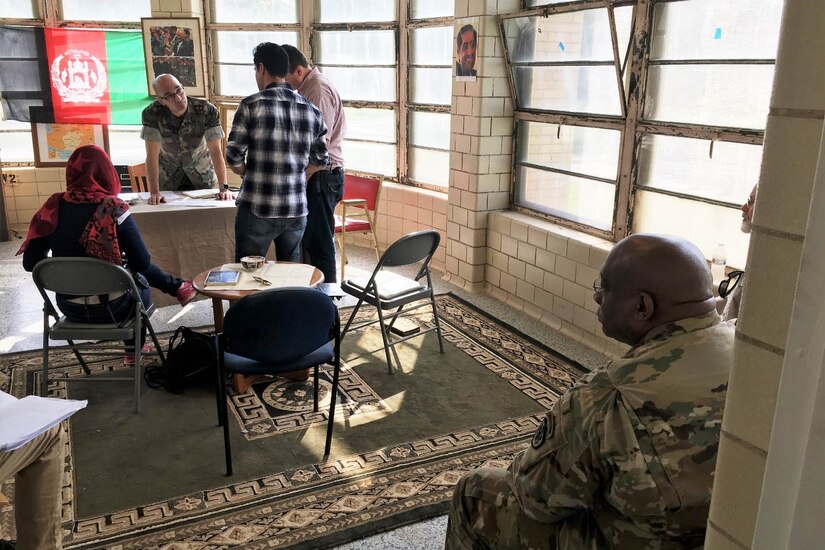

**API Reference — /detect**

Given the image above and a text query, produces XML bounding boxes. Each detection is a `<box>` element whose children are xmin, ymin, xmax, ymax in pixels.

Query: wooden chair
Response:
<box><xmin>127</xmin><ymin>163</ymin><xmax>149</xmax><ymax>192</ymax></box>
<box><xmin>335</xmin><ymin>172</ymin><xmax>382</xmax><ymax>281</ymax></box>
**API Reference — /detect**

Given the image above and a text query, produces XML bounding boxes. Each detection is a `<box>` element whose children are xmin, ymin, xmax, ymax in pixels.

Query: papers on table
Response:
<box><xmin>118</xmin><ymin>191</ymin><xmax>182</xmax><ymax>204</ymax></box>
<box><xmin>204</xmin><ymin>263</ymin><xmax>316</xmax><ymax>290</ymax></box>
<box><xmin>0</xmin><ymin>390</ymin><xmax>87</xmax><ymax>451</ymax></box>
<box><xmin>182</xmin><ymin>189</ymin><xmax>219</xmax><ymax>199</ymax></box>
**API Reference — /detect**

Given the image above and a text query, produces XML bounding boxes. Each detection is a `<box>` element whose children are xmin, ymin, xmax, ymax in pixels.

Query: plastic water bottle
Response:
<box><xmin>711</xmin><ymin>243</ymin><xmax>727</xmax><ymax>281</ymax></box>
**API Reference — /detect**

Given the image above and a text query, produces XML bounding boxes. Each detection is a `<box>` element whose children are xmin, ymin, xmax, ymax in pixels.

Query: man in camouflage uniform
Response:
<box><xmin>445</xmin><ymin>234</ymin><xmax>734</xmax><ymax>549</ymax></box>
<box><xmin>141</xmin><ymin>74</ymin><xmax>231</xmax><ymax>205</ymax></box>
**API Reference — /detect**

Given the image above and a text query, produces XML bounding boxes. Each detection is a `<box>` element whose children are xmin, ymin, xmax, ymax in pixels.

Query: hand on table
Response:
<box><xmin>148</xmin><ymin>192</ymin><xmax>167</xmax><ymax>205</ymax></box>
<box><xmin>217</xmin><ymin>189</ymin><xmax>235</xmax><ymax>201</ymax></box>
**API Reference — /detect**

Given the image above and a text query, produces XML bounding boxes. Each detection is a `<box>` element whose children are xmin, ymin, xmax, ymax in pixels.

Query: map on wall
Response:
<box><xmin>31</xmin><ymin>122</ymin><xmax>108</xmax><ymax>167</ymax></box>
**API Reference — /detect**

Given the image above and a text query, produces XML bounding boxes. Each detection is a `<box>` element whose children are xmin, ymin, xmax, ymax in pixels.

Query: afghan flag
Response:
<box><xmin>45</xmin><ymin>28</ymin><xmax>152</xmax><ymax>125</ymax></box>
<box><xmin>0</xmin><ymin>26</ymin><xmax>52</xmax><ymax>122</ymax></box>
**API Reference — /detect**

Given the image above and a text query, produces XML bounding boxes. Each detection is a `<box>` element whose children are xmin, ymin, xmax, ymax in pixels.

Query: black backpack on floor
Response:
<box><xmin>144</xmin><ymin>326</ymin><xmax>216</xmax><ymax>394</ymax></box>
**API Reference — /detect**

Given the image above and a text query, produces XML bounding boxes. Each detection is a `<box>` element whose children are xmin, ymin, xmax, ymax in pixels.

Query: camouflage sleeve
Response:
<box><xmin>509</xmin><ymin>377</ymin><xmax>609</xmax><ymax>524</ymax></box>
<box><xmin>204</xmin><ymin>102</ymin><xmax>224</xmax><ymax>142</ymax></box>
<box><xmin>140</xmin><ymin>106</ymin><xmax>161</xmax><ymax>142</ymax></box>
<box><xmin>225</xmin><ymin>101</ymin><xmax>250</xmax><ymax>167</ymax></box>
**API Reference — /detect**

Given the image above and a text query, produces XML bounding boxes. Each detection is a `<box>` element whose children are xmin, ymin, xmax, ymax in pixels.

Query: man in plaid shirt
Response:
<box><xmin>226</xmin><ymin>42</ymin><xmax>329</xmax><ymax>263</ymax></box>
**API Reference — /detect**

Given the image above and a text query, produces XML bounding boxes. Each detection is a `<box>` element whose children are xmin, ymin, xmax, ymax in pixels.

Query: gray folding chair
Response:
<box><xmin>340</xmin><ymin>229</ymin><xmax>444</xmax><ymax>374</ymax></box>
<box><xmin>32</xmin><ymin>257</ymin><xmax>167</xmax><ymax>413</ymax></box>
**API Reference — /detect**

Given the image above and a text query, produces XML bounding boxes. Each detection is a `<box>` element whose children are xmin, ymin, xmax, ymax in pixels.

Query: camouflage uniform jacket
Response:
<box><xmin>510</xmin><ymin>311</ymin><xmax>733</xmax><ymax>549</ymax></box>
<box><xmin>140</xmin><ymin>97</ymin><xmax>224</xmax><ymax>191</ymax></box>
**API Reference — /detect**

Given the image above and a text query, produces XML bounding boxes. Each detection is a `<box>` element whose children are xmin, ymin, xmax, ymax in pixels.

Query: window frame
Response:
<box><xmin>503</xmin><ymin>0</ymin><xmax>771</xmax><ymax>242</ymax></box>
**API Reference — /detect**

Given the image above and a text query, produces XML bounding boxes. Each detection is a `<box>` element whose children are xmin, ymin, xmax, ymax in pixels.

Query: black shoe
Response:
<box><xmin>0</xmin><ymin>540</ymin><xmax>15</xmax><ymax>550</ymax></box>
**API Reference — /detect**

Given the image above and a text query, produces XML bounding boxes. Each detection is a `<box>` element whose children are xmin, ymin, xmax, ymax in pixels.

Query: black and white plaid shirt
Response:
<box><xmin>226</xmin><ymin>82</ymin><xmax>329</xmax><ymax>218</ymax></box>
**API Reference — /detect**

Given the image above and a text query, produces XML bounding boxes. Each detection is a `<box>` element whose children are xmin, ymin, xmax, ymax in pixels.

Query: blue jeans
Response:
<box><xmin>303</xmin><ymin>168</ymin><xmax>345</xmax><ymax>282</ymax></box>
<box><xmin>139</xmin><ymin>262</ymin><xmax>183</xmax><ymax>297</ymax></box>
<box><xmin>235</xmin><ymin>204</ymin><xmax>307</xmax><ymax>262</ymax></box>
<box><xmin>56</xmin><ymin>286</ymin><xmax>152</xmax><ymax>348</ymax></box>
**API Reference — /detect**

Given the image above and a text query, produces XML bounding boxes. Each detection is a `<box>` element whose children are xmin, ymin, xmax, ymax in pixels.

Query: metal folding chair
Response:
<box><xmin>32</xmin><ymin>257</ymin><xmax>167</xmax><ymax>413</ymax></box>
<box><xmin>340</xmin><ymin>229</ymin><xmax>444</xmax><ymax>374</ymax></box>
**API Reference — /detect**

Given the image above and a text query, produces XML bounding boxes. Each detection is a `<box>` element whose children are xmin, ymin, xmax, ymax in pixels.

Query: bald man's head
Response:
<box><xmin>152</xmin><ymin>74</ymin><xmax>188</xmax><ymax>116</ymax></box>
<box><xmin>594</xmin><ymin>234</ymin><xmax>716</xmax><ymax>345</ymax></box>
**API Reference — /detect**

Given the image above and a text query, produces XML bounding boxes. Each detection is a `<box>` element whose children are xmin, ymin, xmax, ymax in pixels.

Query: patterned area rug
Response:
<box><xmin>0</xmin><ymin>294</ymin><xmax>589</xmax><ymax>549</ymax></box>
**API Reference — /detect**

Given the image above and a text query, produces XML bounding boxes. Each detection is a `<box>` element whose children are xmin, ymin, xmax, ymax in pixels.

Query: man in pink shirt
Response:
<box><xmin>282</xmin><ymin>44</ymin><xmax>347</xmax><ymax>283</ymax></box>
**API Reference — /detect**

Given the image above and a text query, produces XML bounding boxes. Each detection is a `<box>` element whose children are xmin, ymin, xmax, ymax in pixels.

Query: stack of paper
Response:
<box><xmin>0</xmin><ymin>391</ymin><xmax>87</xmax><ymax>451</ymax></box>
<box><xmin>182</xmin><ymin>189</ymin><xmax>219</xmax><ymax>199</ymax></box>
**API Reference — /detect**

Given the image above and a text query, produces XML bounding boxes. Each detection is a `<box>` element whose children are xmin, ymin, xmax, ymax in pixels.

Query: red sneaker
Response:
<box><xmin>176</xmin><ymin>280</ymin><xmax>197</xmax><ymax>306</ymax></box>
<box><xmin>124</xmin><ymin>343</ymin><xmax>151</xmax><ymax>365</ymax></box>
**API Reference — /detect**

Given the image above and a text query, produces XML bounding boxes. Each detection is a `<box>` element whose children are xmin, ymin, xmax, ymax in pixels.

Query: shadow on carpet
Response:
<box><xmin>0</xmin><ymin>293</ymin><xmax>589</xmax><ymax>549</ymax></box>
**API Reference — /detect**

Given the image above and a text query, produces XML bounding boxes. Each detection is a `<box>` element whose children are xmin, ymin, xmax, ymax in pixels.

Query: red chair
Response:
<box><xmin>335</xmin><ymin>172</ymin><xmax>382</xmax><ymax>281</ymax></box>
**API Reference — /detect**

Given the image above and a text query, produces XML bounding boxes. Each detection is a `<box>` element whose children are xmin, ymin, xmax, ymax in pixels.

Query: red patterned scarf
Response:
<box><xmin>18</xmin><ymin>145</ymin><xmax>129</xmax><ymax>264</ymax></box>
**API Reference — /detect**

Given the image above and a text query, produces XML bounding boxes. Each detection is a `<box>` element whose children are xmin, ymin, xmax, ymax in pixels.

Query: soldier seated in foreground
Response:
<box><xmin>445</xmin><ymin>234</ymin><xmax>734</xmax><ymax>549</ymax></box>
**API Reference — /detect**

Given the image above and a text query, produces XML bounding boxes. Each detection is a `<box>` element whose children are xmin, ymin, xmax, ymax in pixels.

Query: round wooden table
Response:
<box><xmin>192</xmin><ymin>262</ymin><xmax>324</xmax><ymax>392</ymax></box>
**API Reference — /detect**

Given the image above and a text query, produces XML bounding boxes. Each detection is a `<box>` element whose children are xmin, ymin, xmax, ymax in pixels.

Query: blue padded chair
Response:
<box><xmin>340</xmin><ymin>229</ymin><xmax>444</xmax><ymax>374</ymax></box>
<box><xmin>215</xmin><ymin>287</ymin><xmax>341</xmax><ymax>476</ymax></box>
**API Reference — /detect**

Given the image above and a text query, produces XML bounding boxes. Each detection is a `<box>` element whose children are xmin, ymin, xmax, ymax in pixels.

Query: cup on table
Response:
<box><xmin>240</xmin><ymin>255</ymin><xmax>265</xmax><ymax>272</ymax></box>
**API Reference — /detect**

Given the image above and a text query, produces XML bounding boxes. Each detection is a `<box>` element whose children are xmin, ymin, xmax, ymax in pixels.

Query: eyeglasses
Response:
<box><xmin>718</xmin><ymin>270</ymin><xmax>744</xmax><ymax>299</ymax></box>
<box><xmin>161</xmin><ymin>86</ymin><xmax>184</xmax><ymax>101</ymax></box>
<box><xmin>252</xmin><ymin>276</ymin><xmax>271</xmax><ymax>286</ymax></box>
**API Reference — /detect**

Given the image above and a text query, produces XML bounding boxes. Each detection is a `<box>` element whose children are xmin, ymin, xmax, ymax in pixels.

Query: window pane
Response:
<box><xmin>315</xmin><ymin>31</ymin><xmax>396</xmax><ymax>65</ymax></box>
<box><xmin>211</xmin><ymin>0</ymin><xmax>297</xmax><ymax>23</ymax></box>
<box><xmin>411</xmin><ymin>0</ymin><xmax>453</xmax><ymax>19</ymax></box>
<box><xmin>107</xmin><ymin>126</ymin><xmax>144</xmax><ymax>166</ymax></box>
<box><xmin>411</xmin><ymin>27</ymin><xmax>453</xmax><ymax>66</ymax></box>
<box><xmin>651</xmin><ymin>0</ymin><xmax>783</xmax><ymax>60</ymax></box>
<box><xmin>345</xmin><ymin>107</ymin><xmax>395</xmax><ymax>142</ymax></box>
<box><xmin>515</xmin><ymin>166</ymin><xmax>614</xmax><ymax>231</ymax></box>
<box><xmin>410</xmin><ymin>67</ymin><xmax>451</xmax><ymax>105</ymax></box>
<box><xmin>517</xmin><ymin>122</ymin><xmax>620</xmax><ymax>180</ymax></box>
<box><xmin>637</xmin><ymin>135</ymin><xmax>762</xmax><ymax>204</ymax></box>
<box><xmin>410</xmin><ymin>111</ymin><xmax>449</xmax><ymax>149</ymax></box>
<box><xmin>633</xmin><ymin>190</ymin><xmax>750</xmax><ymax>268</ymax></box>
<box><xmin>645</xmin><ymin>64</ymin><xmax>774</xmax><ymax>128</ymax></box>
<box><xmin>513</xmin><ymin>66</ymin><xmax>621</xmax><ymax>115</ymax></box>
<box><xmin>504</xmin><ymin>10</ymin><xmax>621</xmax><ymax>63</ymax></box>
<box><xmin>1</xmin><ymin>1</ymin><xmax>37</xmax><ymax>18</ymax></box>
<box><xmin>318</xmin><ymin>66</ymin><xmax>396</xmax><ymax>102</ymax></box>
<box><xmin>213</xmin><ymin>31</ymin><xmax>299</xmax><ymax>64</ymax></box>
<box><xmin>0</xmin><ymin>121</ymin><xmax>33</xmax><ymax>163</ymax></box>
<box><xmin>526</xmin><ymin>0</ymin><xmax>574</xmax><ymax>6</ymax></box>
<box><xmin>409</xmin><ymin>147</ymin><xmax>448</xmax><ymax>187</ymax></box>
<box><xmin>343</xmin><ymin>140</ymin><xmax>396</xmax><ymax>176</ymax></box>
<box><xmin>60</xmin><ymin>0</ymin><xmax>150</xmax><ymax>21</ymax></box>
<box><xmin>316</xmin><ymin>0</ymin><xmax>395</xmax><ymax>23</ymax></box>
<box><xmin>215</xmin><ymin>64</ymin><xmax>258</xmax><ymax>97</ymax></box>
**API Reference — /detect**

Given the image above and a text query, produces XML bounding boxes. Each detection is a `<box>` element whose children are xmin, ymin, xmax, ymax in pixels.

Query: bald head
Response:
<box><xmin>595</xmin><ymin>234</ymin><xmax>716</xmax><ymax>345</ymax></box>
<box><xmin>152</xmin><ymin>74</ymin><xmax>188</xmax><ymax>116</ymax></box>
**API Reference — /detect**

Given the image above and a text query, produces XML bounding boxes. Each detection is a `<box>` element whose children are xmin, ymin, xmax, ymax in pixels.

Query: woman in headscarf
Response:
<box><xmin>18</xmin><ymin>145</ymin><xmax>196</xmax><ymax>361</ymax></box>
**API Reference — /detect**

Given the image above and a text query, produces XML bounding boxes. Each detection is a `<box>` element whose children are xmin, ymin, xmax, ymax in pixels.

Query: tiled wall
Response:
<box><xmin>2</xmin><ymin>168</ymin><xmax>66</xmax><ymax>236</ymax></box>
<box><xmin>485</xmin><ymin>210</ymin><xmax>626</xmax><ymax>358</ymax></box>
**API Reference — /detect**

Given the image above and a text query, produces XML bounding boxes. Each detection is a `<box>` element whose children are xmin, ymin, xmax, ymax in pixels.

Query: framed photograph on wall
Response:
<box><xmin>31</xmin><ymin>122</ymin><xmax>109</xmax><ymax>167</ymax></box>
<box><xmin>141</xmin><ymin>17</ymin><xmax>205</xmax><ymax>97</ymax></box>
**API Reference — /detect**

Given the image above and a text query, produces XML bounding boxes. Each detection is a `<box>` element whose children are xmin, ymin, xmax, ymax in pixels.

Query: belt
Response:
<box><xmin>66</xmin><ymin>291</ymin><xmax>127</xmax><ymax>305</ymax></box>
<box><xmin>320</xmin><ymin>166</ymin><xmax>343</xmax><ymax>174</ymax></box>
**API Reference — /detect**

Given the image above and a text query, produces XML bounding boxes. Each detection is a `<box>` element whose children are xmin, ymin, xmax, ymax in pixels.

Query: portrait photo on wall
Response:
<box><xmin>141</xmin><ymin>17</ymin><xmax>205</xmax><ymax>97</ymax></box>
<box><xmin>455</xmin><ymin>20</ymin><xmax>479</xmax><ymax>81</ymax></box>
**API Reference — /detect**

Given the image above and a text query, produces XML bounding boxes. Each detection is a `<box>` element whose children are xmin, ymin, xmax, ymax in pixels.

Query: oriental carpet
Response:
<box><xmin>0</xmin><ymin>294</ymin><xmax>589</xmax><ymax>549</ymax></box>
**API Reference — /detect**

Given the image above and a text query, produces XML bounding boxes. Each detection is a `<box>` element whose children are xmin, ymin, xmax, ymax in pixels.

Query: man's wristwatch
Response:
<box><xmin>222</xmin><ymin>184</ymin><xmax>229</xmax><ymax>191</ymax></box>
